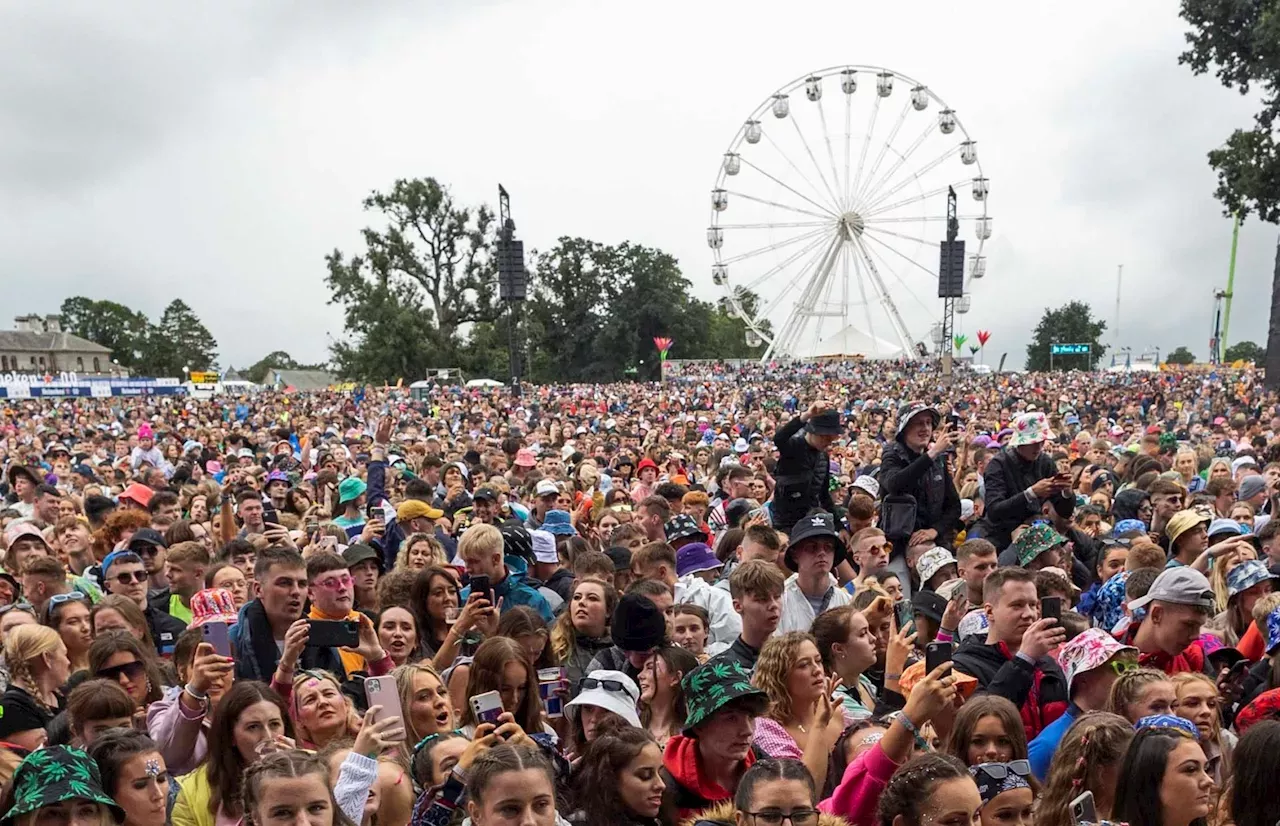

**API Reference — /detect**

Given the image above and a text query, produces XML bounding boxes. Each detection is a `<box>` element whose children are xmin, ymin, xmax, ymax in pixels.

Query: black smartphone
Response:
<box><xmin>925</xmin><ymin>641</ymin><xmax>952</xmax><ymax>673</ymax></box>
<box><xmin>470</xmin><ymin>575</ymin><xmax>491</xmax><ymax>602</ymax></box>
<box><xmin>1041</xmin><ymin>596</ymin><xmax>1062</xmax><ymax>623</ymax></box>
<box><xmin>306</xmin><ymin>619</ymin><xmax>359</xmax><ymax>648</ymax></box>
<box><xmin>366</xmin><ymin>502</ymin><xmax>382</xmax><ymax>521</ymax></box>
<box><xmin>263</xmin><ymin>509</ymin><xmax>280</xmax><ymax>526</ymax></box>
<box><xmin>947</xmin><ymin>413</ymin><xmax>962</xmax><ymax>428</ymax></box>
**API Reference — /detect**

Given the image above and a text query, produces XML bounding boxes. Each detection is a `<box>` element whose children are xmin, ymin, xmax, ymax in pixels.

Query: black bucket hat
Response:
<box><xmin>784</xmin><ymin>511</ymin><xmax>847</xmax><ymax>571</ymax></box>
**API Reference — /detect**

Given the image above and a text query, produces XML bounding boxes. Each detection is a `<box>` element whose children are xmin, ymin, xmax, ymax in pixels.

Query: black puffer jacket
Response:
<box><xmin>879</xmin><ymin>438</ymin><xmax>961</xmax><ymax>547</ymax></box>
<box><xmin>771</xmin><ymin>415</ymin><xmax>833</xmax><ymax>533</ymax></box>
<box><xmin>952</xmin><ymin>636</ymin><xmax>1068</xmax><ymax>740</ymax></box>
<box><xmin>975</xmin><ymin>446</ymin><xmax>1071</xmax><ymax>550</ymax></box>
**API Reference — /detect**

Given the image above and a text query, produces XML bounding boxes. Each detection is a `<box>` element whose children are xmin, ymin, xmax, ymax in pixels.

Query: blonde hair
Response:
<box><xmin>753</xmin><ymin>631</ymin><xmax>816</xmax><ymax>723</ymax></box>
<box><xmin>1105</xmin><ymin>667</ymin><xmax>1171</xmax><ymax>722</ymax></box>
<box><xmin>4</xmin><ymin>625</ymin><xmax>62</xmax><ymax>713</ymax></box>
<box><xmin>391</xmin><ymin>663</ymin><xmax>447</xmax><ymax>745</ymax></box>
<box><xmin>1171</xmin><ymin>672</ymin><xmax>1226</xmax><ymax>753</ymax></box>
<box><xmin>458</xmin><ymin>523</ymin><xmax>503</xmax><ymax>562</ymax></box>
<box><xmin>396</xmin><ymin>533</ymin><xmax>446</xmax><ymax>570</ymax></box>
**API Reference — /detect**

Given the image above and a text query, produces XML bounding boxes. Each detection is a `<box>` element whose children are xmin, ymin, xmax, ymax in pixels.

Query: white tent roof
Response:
<box><xmin>797</xmin><ymin>324</ymin><xmax>906</xmax><ymax>359</ymax></box>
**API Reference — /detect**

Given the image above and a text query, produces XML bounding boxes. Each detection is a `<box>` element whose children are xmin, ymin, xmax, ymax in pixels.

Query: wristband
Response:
<box><xmin>896</xmin><ymin>711</ymin><xmax>920</xmax><ymax>737</ymax></box>
<box><xmin>885</xmin><ymin>673</ymin><xmax>902</xmax><ymax>681</ymax></box>
<box><xmin>183</xmin><ymin>684</ymin><xmax>209</xmax><ymax>702</ymax></box>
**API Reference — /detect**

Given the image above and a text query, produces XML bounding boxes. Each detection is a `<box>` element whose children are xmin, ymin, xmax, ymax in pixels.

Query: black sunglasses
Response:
<box><xmin>114</xmin><ymin>571</ymin><xmax>149</xmax><ymax>585</ymax></box>
<box><xmin>96</xmin><ymin>660</ymin><xmax>146</xmax><ymax>682</ymax></box>
<box><xmin>580</xmin><ymin>677</ymin><xmax>632</xmax><ymax>695</ymax></box>
<box><xmin>973</xmin><ymin>760</ymin><xmax>1031</xmax><ymax>781</ymax></box>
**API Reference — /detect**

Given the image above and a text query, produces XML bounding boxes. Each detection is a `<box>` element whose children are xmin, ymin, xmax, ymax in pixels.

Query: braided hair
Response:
<box><xmin>3</xmin><ymin>625</ymin><xmax>62</xmax><ymax>713</ymax></box>
<box><xmin>1035</xmin><ymin>712</ymin><xmax>1133</xmax><ymax>826</ymax></box>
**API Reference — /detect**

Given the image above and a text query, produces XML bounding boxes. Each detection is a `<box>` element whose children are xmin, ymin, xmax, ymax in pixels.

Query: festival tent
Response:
<box><xmin>797</xmin><ymin>324</ymin><xmax>906</xmax><ymax>360</ymax></box>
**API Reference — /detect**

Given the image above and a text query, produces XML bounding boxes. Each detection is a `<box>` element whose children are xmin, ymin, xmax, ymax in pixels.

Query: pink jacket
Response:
<box><xmin>818</xmin><ymin>742</ymin><xmax>901</xmax><ymax>826</ymax></box>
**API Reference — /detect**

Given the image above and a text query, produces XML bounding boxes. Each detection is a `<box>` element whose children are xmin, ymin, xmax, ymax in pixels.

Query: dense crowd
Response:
<box><xmin>2</xmin><ymin>359</ymin><xmax>1280</xmax><ymax>826</ymax></box>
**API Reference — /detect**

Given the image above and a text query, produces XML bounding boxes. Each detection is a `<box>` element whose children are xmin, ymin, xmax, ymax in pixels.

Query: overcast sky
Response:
<box><xmin>1</xmin><ymin>1</ymin><xmax>1273</xmax><ymax>372</ymax></box>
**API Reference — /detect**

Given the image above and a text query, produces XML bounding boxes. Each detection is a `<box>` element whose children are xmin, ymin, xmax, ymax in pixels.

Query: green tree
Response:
<box><xmin>326</xmin><ymin>257</ymin><xmax>441</xmax><ymax>383</ymax></box>
<box><xmin>58</xmin><ymin>297</ymin><xmax>151</xmax><ymax>369</ymax></box>
<box><xmin>524</xmin><ymin>238</ymin><xmax>617</xmax><ymax>381</ymax></box>
<box><xmin>1166</xmin><ymin>346</ymin><xmax>1197</xmax><ymax>364</ymax></box>
<box><xmin>244</xmin><ymin>351</ymin><xmax>329</xmax><ymax>384</ymax></box>
<box><xmin>1224</xmin><ymin>339</ymin><xmax>1266</xmax><ymax>362</ymax></box>
<box><xmin>136</xmin><ymin>300</ymin><xmax>219</xmax><ymax>377</ymax></box>
<box><xmin>326</xmin><ymin>178</ymin><xmax>499</xmax><ymax>374</ymax></box>
<box><xmin>705</xmin><ymin>288</ymin><xmax>771</xmax><ymax>360</ymax></box>
<box><xmin>1025</xmin><ymin>301</ymin><xmax>1108</xmax><ymax>371</ymax></box>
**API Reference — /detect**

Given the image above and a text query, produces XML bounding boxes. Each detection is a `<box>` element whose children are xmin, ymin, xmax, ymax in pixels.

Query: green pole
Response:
<box><xmin>1223</xmin><ymin>213</ymin><xmax>1240</xmax><ymax>356</ymax></box>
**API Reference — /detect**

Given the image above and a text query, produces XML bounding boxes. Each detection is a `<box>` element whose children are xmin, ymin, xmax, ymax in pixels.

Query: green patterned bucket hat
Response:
<box><xmin>1012</xmin><ymin>522</ymin><xmax>1067</xmax><ymax>567</ymax></box>
<box><xmin>681</xmin><ymin>660</ymin><xmax>768</xmax><ymax>734</ymax></box>
<box><xmin>1</xmin><ymin>746</ymin><xmax>123</xmax><ymax>826</ymax></box>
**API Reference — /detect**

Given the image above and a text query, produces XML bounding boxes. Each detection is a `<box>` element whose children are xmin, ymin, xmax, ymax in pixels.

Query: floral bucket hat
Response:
<box><xmin>1008</xmin><ymin>412</ymin><xmax>1054</xmax><ymax>447</ymax></box>
<box><xmin>1</xmin><ymin>746</ymin><xmax>123</xmax><ymax>826</ymax></box>
<box><xmin>1011</xmin><ymin>522</ymin><xmax>1067</xmax><ymax>567</ymax></box>
<box><xmin>1055</xmin><ymin>629</ymin><xmax>1136</xmax><ymax>694</ymax></box>
<box><xmin>680</xmin><ymin>660</ymin><xmax>768</xmax><ymax>734</ymax></box>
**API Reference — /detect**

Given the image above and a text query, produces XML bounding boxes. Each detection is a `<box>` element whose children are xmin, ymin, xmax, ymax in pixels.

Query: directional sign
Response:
<box><xmin>1051</xmin><ymin>343</ymin><xmax>1091</xmax><ymax>355</ymax></box>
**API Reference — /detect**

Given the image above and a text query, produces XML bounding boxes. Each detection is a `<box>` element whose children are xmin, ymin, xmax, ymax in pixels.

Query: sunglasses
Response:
<box><xmin>96</xmin><ymin>660</ymin><xmax>146</xmax><ymax>682</ymax></box>
<box><xmin>972</xmin><ymin>760</ymin><xmax>1031</xmax><ymax>781</ymax></box>
<box><xmin>580</xmin><ymin>677</ymin><xmax>632</xmax><ymax>695</ymax></box>
<box><xmin>313</xmin><ymin>574</ymin><xmax>353</xmax><ymax>590</ymax></box>
<box><xmin>113</xmin><ymin>571</ymin><xmax>149</xmax><ymax>585</ymax></box>
<box><xmin>1108</xmin><ymin>660</ymin><xmax>1139</xmax><ymax>676</ymax></box>
<box><xmin>47</xmin><ymin>592</ymin><xmax>87</xmax><ymax>608</ymax></box>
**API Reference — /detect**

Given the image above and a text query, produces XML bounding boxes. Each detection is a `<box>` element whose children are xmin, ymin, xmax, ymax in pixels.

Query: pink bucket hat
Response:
<box><xmin>1056</xmin><ymin>628</ymin><xmax>1136</xmax><ymax>693</ymax></box>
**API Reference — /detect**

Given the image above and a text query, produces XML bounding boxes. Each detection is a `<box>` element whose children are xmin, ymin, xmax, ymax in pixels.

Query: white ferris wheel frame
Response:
<box><xmin>709</xmin><ymin>64</ymin><xmax>989</xmax><ymax>361</ymax></box>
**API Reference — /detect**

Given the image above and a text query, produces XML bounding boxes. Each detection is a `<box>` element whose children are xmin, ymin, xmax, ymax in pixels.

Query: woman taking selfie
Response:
<box><xmin>550</xmin><ymin>578</ymin><xmax>616</xmax><ymax>688</ymax></box>
<box><xmin>1035</xmin><ymin>712</ymin><xmax>1133</xmax><ymax>826</ymax></box>
<box><xmin>569</xmin><ymin>726</ymin><xmax>665</xmax><ymax>826</ymax></box>
<box><xmin>410</xmin><ymin>565</ymin><xmax>493</xmax><ymax>670</ymax></box>
<box><xmin>172</xmin><ymin>681</ymin><xmax>295</xmax><ymax>826</ymax></box>
<box><xmin>1114</xmin><ymin>726</ymin><xmax>1213</xmax><ymax>826</ymax></box>
<box><xmin>87</xmin><ymin>729</ymin><xmax>170</xmax><ymax>826</ymax></box>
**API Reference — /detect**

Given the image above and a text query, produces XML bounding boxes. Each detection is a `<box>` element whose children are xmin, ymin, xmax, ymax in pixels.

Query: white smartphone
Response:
<box><xmin>201</xmin><ymin>621</ymin><xmax>232</xmax><ymax>658</ymax></box>
<box><xmin>363</xmin><ymin>677</ymin><xmax>405</xmax><ymax>731</ymax></box>
<box><xmin>470</xmin><ymin>690</ymin><xmax>504</xmax><ymax>725</ymax></box>
<box><xmin>1069</xmin><ymin>791</ymin><xmax>1097</xmax><ymax>826</ymax></box>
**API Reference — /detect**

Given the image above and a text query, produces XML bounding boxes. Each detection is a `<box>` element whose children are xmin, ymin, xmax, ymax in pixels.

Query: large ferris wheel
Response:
<box><xmin>708</xmin><ymin>66</ymin><xmax>990</xmax><ymax>361</ymax></box>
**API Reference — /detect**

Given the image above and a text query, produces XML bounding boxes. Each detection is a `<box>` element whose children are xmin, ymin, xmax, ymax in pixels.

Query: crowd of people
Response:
<box><xmin>1</xmin><ymin>358</ymin><xmax>1280</xmax><ymax>826</ymax></box>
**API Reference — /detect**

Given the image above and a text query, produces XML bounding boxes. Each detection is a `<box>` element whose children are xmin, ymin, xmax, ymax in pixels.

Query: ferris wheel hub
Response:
<box><xmin>838</xmin><ymin>212</ymin><xmax>865</xmax><ymax>239</ymax></box>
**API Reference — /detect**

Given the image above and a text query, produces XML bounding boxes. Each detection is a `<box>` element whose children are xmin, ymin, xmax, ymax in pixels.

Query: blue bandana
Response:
<box><xmin>1134</xmin><ymin>714</ymin><xmax>1199</xmax><ymax>738</ymax></box>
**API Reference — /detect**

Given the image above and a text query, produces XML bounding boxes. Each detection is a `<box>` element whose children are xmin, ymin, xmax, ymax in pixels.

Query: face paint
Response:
<box><xmin>145</xmin><ymin>759</ymin><xmax>161</xmax><ymax>777</ymax></box>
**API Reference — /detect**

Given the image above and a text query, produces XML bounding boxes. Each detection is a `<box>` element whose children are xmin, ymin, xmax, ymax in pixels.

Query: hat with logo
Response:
<box><xmin>1127</xmin><ymin>567</ymin><xmax>1215</xmax><ymax>612</ymax></box>
<box><xmin>917</xmin><ymin>548</ymin><xmax>957</xmax><ymax>585</ymax></box>
<box><xmin>784</xmin><ymin>511</ymin><xmax>847</xmax><ymax>571</ymax></box>
<box><xmin>676</xmin><ymin>543</ymin><xmax>721</xmax><ymax>578</ymax></box>
<box><xmin>531</xmin><ymin>530</ymin><xmax>558</xmax><ymax>564</ymax></box>
<box><xmin>1055</xmin><ymin>628</ymin><xmax>1137</xmax><ymax>694</ymax></box>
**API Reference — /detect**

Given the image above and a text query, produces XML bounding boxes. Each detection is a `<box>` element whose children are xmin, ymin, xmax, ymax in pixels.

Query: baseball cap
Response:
<box><xmin>397</xmin><ymin>500</ymin><xmax>444</xmax><ymax>522</ymax></box>
<box><xmin>1128</xmin><ymin>567</ymin><xmax>1215</xmax><ymax>612</ymax></box>
<box><xmin>535</xmin><ymin>480</ymin><xmax>560</xmax><ymax>497</ymax></box>
<box><xmin>3</xmin><ymin>522</ymin><xmax>46</xmax><ymax>552</ymax></box>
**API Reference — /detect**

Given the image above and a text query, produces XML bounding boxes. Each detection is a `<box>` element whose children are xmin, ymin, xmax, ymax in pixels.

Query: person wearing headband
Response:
<box><xmin>970</xmin><ymin>761</ymin><xmax>1034</xmax><ymax>826</ymax></box>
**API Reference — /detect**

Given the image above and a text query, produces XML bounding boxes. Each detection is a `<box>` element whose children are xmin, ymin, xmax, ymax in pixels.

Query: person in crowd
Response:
<box><xmin>1125</xmin><ymin>567</ymin><xmax>1217</xmax><ymax>674</ymax></box>
<box><xmin>233</xmin><ymin>548</ymin><xmax>308</xmax><ymax>681</ymax></box>
<box><xmin>1036</xmin><ymin>711</ymin><xmax>1134</xmax><ymax>826</ymax></box>
<box><xmin>240</xmin><ymin>749</ymin><xmax>357</xmax><ymax>826</ymax></box>
<box><xmin>66</xmin><ymin>679</ymin><xmax>135</xmax><ymax>748</ymax></box>
<box><xmin>1208</xmin><ymin>558</ymin><xmax>1276</xmax><ymax>646</ymax></box>
<box><xmin>88</xmin><ymin>631</ymin><xmax>166</xmax><ymax>711</ymax></box>
<box><xmin>376</xmin><ymin>604</ymin><xmax>421</xmax><ymax>666</ymax></box>
<box><xmin>771</xmin><ymin>402</ymin><xmax>840</xmax><ymax>534</ymax></box>
<box><xmin>1170</xmin><ymin>671</ymin><xmax>1234</xmax><ymax>786</ymax></box>
<box><xmin>952</xmin><ymin>567</ymin><xmax>1067</xmax><ymax>739</ymax></box>
<box><xmin>977</xmin><ymin>412</ymin><xmax>1073</xmax><ymax>549</ymax></box>
<box><xmin>458</xmin><ymin>636</ymin><xmax>544</xmax><ymax>737</ymax></box>
<box><xmin>710</xmin><ymin>559</ymin><xmax>785</xmax><ymax>673</ymax></box>
<box><xmin>672</xmin><ymin>603</ymin><xmax>711</xmax><ymax>661</ymax></box>
<box><xmin>463</xmin><ymin>743</ymin><xmax>558</xmax><ymax>826</ymax></box>
<box><xmin>862</xmin><ymin>752</ymin><xmax>980</xmax><ymax>826</ymax></box>
<box><xmin>459</xmin><ymin>523</ymin><xmax>553</xmax><ymax>622</ymax></box>
<box><xmin>812</xmin><ymin>604</ymin><xmax>878</xmax><ymax>719</ymax></box>
<box><xmin>631</xmin><ymin>540</ymin><xmax>740</xmax><ymax>645</ymax></box>
<box><xmin>205</xmin><ymin>562</ymin><xmax>249</xmax><ymax>610</ymax></box>
<box><xmin>1</xmin><ymin>625</ymin><xmax>69</xmax><ymax>751</ymax></box>
<box><xmin>584</xmin><ymin>592</ymin><xmax>668</xmax><ymax>686</ymax></box>
<box><xmin>100</xmin><ymin>550</ymin><xmax>186</xmax><ymax>657</ymax></box>
<box><xmin>42</xmin><ymin>591</ymin><xmax>92</xmax><ymax>674</ymax></box>
<box><xmin>409</xmin><ymin>564</ymin><xmax>493</xmax><ymax>667</ymax></box>
<box><xmin>1107</xmin><ymin>667</ymin><xmax>1177</xmax><ymax>723</ymax></box>
<box><xmin>660</xmin><ymin>659</ymin><xmax>770</xmax><ymax>821</ymax></box>
<box><xmin>779</xmin><ymin>512</ymin><xmax>852</xmax><ymax>633</ymax></box>
<box><xmin>496</xmin><ymin>606</ymin><xmax>556</xmax><ymax>671</ymax></box>
<box><xmin>171</xmin><ymin>681</ymin><xmax>294</xmax><ymax>826</ymax></box>
<box><xmin>879</xmin><ymin>403</ymin><xmax>961</xmax><ymax>552</ymax></box>
<box><xmin>636</xmin><ymin>644</ymin><xmax>698</xmax><ymax>750</ymax></box>
<box><xmin>0</xmin><ymin>746</ymin><xmax>124</xmax><ymax>826</ymax></box>
<box><xmin>564</xmin><ymin>669</ymin><xmax>642</xmax><ymax>755</ymax></box>
<box><xmin>1028</xmin><ymin>628</ymin><xmax>1137</xmax><ymax>778</ymax></box>
<box><xmin>946</xmin><ymin>695</ymin><xmax>1027</xmax><ymax>767</ymax></box>
<box><xmin>1114</xmin><ymin>726</ymin><xmax>1214</xmax><ymax>826</ymax></box>
<box><xmin>550</xmin><ymin>577</ymin><xmax>616</xmax><ymax>688</ymax></box>
<box><xmin>396</xmin><ymin>532</ymin><xmax>446</xmax><ymax>571</ymax></box>
<box><xmin>391</xmin><ymin>662</ymin><xmax>454</xmax><ymax>747</ymax></box>
<box><xmin>86</xmin><ymin>729</ymin><xmax>170</xmax><ymax>826</ymax></box>
<box><xmin>1226</xmin><ymin>719</ymin><xmax>1280</xmax><ymax>826</ymax></box>
<box><xmin>89</xmin><ymin>596</ymin><xmax>156</xmax><ymax>652</ymax></box>
<box><xmin>568</xmin><ymin>725</ymin><xmax>665</xmax><ymax>826</ymax></box>
<box><xmin>689</xmin><ymin>757</ymin><xmax>834</xmax><ymax>826</ymax></box>
<box><xmin>969</xmin><ymin>760</ymin><xmax>1034</xmax><ymax>826</ymax></box>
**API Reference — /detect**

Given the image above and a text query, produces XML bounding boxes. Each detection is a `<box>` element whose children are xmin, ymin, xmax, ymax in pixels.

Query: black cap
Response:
<box><xmin>612</xmin><ymin>593</ymin><xmax>667</xmax><ymax>652</ymax></box>
<box><xmin>911</xmin><ymin>590</ymin><xmax>947</xmax><ymax>624</ymax></box>
<box><xmin>725</xmin><ymin>498</ymin><xmax>755</xmax><ymax>529</ymax></box>
<box><xmin>127</xmin><ymin>528</ymin><xmax>166</xmax><ymax>551</ymax></box>
<box><xmin>472</xmin><ymin>487</ymin><xmax>498</xmax><ymax>503</ymax></box>
<box><xmin>605</xmin><ymin>545</ymin><xmax>632</xmax><ymax>572</ymax></box>
<box><xmin>805</xmin><ymin>410</ymin><xmax>842</xmax><ymax>436</ymax></box>
<box><xmin>0</xmin><ymin>684</ymin><xmax>53</xmax><ymax>739</ymax></box>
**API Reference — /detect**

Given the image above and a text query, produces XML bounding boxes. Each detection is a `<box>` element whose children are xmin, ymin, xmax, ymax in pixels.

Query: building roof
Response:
<box><xmin>0</xmin><ymin>331</ymin><xmax>112</xmax><ymax>354</ymax></box>
<box><xmin>267</xmin><ymin>369</ymin><xmax>338</xmax><ymax>391</ymax></box>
